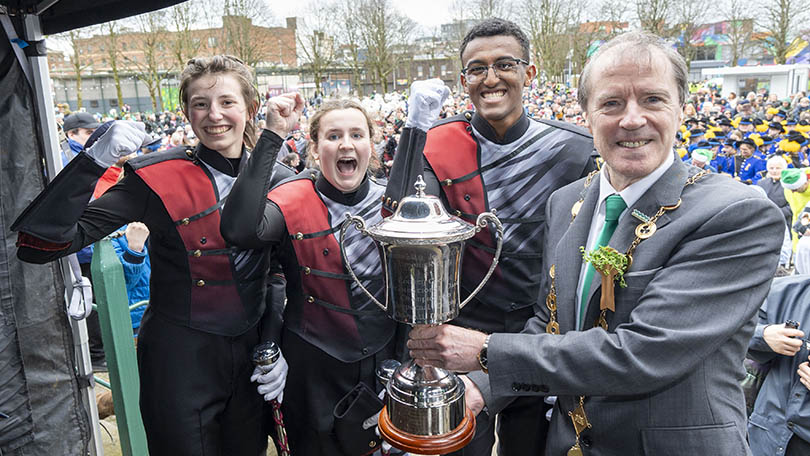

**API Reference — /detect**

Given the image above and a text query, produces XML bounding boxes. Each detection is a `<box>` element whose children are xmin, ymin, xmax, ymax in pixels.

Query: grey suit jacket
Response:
<box><xmin>469</xmin><ymin>159</ymin><xmax>783</xmax><ymax>455</ymax></box>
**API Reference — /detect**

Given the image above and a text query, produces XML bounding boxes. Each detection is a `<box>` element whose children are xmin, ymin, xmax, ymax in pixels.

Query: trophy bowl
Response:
<box><xmin>340</xmin><ymin>176</ymin><xmax>503</xmax><ymax>455</ymax></box>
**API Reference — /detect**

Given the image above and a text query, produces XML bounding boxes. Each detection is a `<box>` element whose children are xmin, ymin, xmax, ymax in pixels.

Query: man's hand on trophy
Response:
<box><xmin>265</xmin><ymin>92</ymin><xmax>305</xmax><ymax>140</ymax></box>
<box><xmin>85</xmin><ymin>120</ymin><xmax>149</xmax><ymax>168</ymax></box>
<box><xmin>405</xmin><ymin>78</ymin><xmax>450</xmax><ymax>132</ymax></box>
<box><xmin>407</xmin><ymin>325</ymin><xmax>487</xmax><ymax>372</ymax></box>
<box><xmin>251</xmin><ymin>350</ymin><xmax>288</xmax><ymax>403</ymax></box>
<box><xmin>460</xmin><ymin>376</ymin><xmax>485</xmax><ymax>416</ymax></box>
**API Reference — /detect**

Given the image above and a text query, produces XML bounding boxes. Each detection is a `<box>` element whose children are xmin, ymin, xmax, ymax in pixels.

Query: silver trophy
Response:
<box><xmin>340</xmin><ymin>176</ymin><xmax>503</xmax><ymax>454</ymax></box>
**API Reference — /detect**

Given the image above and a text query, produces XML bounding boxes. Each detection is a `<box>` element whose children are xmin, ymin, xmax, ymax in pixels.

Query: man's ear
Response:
<box><xmin>460</xmin><ymin>74</ymin><xmax>469</xmax><ymax>93</ymax></box>
<box><xmin>524</xmin><ymin>64</ymin><xmax>537</xmax><ymax>87</ymax></box>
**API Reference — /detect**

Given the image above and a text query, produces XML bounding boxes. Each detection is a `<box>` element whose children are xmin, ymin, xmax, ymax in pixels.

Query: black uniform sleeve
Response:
<box><xmin>13</xmin><ymin>152</ymin><xmax>153</xmax><ymax>264</ymax></box>
<box><xmin>221</xmin><ymin>129</ymin><xmax>292</xmax><ymax>249</ymax></box>
<box><xmin>382</xmin><ymin>127</ymin><xmax>429</xmax><ymax>214</ymax></box>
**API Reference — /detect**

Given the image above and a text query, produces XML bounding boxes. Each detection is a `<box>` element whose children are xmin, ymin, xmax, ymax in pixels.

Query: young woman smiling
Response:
<box><xmin>14</xmin><ymin>55</ymin><xmax>295</xmax><ymax>455</ymax></box>
<box><xmin>222</xmin><ymin>98</ymin><xmax>404</xmax><ymax>456</ymax></box>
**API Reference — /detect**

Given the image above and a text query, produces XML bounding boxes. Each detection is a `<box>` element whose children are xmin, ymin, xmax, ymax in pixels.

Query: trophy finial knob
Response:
<box><xmin>414</xmin><ymin>175</ymin><xmax>426</xmax><ymax>197</ymax></box>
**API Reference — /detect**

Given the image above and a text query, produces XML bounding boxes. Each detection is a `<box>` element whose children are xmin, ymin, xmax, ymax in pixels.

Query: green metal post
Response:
<box><xmin>91</xmin><ymin>237</ymin><xmax>149</xmax><ymax>455</ymax></box>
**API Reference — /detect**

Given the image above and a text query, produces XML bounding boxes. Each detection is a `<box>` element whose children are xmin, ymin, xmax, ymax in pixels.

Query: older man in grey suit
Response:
<box><xmin>408</xmin><ymin>31</ymin><xmax>784</xmax><ymax>455</ymax></box>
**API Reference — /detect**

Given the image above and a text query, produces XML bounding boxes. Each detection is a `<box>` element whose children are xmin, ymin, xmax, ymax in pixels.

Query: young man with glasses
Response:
<box><xmin>383</xmin><ymin>17</ymin><xmax>596</xmax><ymax>456</ymax></box>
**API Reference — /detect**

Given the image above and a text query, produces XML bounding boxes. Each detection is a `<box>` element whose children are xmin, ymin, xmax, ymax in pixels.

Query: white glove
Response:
<box><xmin>405</xmin><ymin>79</ymin><xmax>450</xmax><ymax>132</ymax></box>
<box><xmin>67</xmin><ymin>254</ymin><xmax>92</xmax><ymax>320</ymax></box>
<box><xmin>68</xmin><ymin>276</ymin><xmax>93</xmax><ymax>320</ymax></box>
<box><xmin>251</xmin><ymin>351</ymin><xmax>288</xmax><ymax>403</ymax></box>
<box><xmin>86</xmin><ymin>121</ymin><xmax>149</xmax><ymax>168</ymax></box>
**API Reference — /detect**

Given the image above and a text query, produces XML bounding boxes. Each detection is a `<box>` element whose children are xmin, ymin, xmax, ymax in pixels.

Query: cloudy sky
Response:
<box><xmin>272</xmin><ymin>0</ymin><xmax>455</xmax><ymax>31</ymax></box>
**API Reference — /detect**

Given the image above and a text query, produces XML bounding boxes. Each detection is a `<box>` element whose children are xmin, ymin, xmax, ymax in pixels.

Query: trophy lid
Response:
<box><xmin>367</xmin><ymin>176</ymin><xmax>477</xmax><ymax>245</ymax></box>
<box><xmin>388</xmin><ymin>361</ymin><xmax>465</xmax><ymax>409</ymax></box>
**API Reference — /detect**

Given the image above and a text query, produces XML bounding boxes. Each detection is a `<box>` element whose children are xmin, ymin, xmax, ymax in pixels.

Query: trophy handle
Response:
<box><xmin>460</xmin><ymin>211</ymin><xmax>503</xmax><ymax>309</ymax></box>
<box><xmin>340</xmin><ymin>214</ymin><xmax>388</xmax><ymax>312</ymax></box>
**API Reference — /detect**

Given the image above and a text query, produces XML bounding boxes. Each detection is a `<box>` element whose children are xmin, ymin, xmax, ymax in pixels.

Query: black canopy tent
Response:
<box><xmin>0</xmin><ymin>2</ymin><xmax>183</xmax><ymax>454</ymax></box>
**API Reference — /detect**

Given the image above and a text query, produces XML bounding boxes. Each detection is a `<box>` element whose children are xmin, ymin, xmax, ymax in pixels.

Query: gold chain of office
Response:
<box><xmin>543</xmin><ymin>168</ymin><xmax>707</xmax><ymax>456</ymax></box>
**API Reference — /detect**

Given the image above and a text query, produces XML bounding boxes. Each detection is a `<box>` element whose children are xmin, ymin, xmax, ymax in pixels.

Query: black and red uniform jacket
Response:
<box><xmin>13</xmin><ymin>129</ymin><xmax>292</xmax><ymax>338</ymax></box>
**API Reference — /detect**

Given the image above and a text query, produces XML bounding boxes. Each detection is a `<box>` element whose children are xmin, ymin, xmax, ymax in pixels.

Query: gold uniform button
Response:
<box><xmin>185</xmin><ymin>150</ymin><xmax>194</xmax><ymax>157</ymax></box>
<box><xmin>385</xmin><ymin>197</ymin><xmax>392</xmax><ymax>205</ymax></box>
<box><xmin>295</xmin><ymin>232</ymin><xmax>304</xmax><ymax>240</ymax></box>
<box><xmin>369</xmin><ymin>441</ymin><xmax>376</xmax><ymax>448</ymax></box>
<box><xmin>181</xmin><ymin>218</ymin><xmax>190</xmax><ymax>225</ymax></box>
<box><xmin>196</xmin><ymin>280</ymin><xmax>205</xmax><ymax>287</ymax></box>
<box><xmin>455</xmin><ymin>210</ymin><xmax>462</xmax><ymax>216</ymax></box>
<box><xmin>193</xmin><ymin>250</ymin><xmax>202</xmax><ymax>257</ymax></box>
<box><xmin>306</xmin><ymin>296</ymin><xmax>315</xmax><ymax>303</ymax></box>
<box><xmin>392</xmin><ymin>200</ymin><xmax>398</xmax><ymax>209</ymax></box>
<box><xmin>444</xmin><ymin>179</ymin><xmax>453</xmax><ymax>186</ymax></box>
<box><xmin>303</xmin><ymin>267</ymin><xmax>311</xmax><ymax>275</ymax></box>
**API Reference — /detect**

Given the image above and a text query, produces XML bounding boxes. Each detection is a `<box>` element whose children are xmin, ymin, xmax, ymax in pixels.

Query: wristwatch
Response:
<box><xmin>477</xmin><ymin>334</ymin><xmax>491</xmax><ymax>374</ymax></box>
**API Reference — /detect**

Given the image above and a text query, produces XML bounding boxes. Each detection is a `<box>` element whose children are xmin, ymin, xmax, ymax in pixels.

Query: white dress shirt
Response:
<box><xmin>574</xmin><ymin>152</ymin><xmax>675</xmax><ymax>326</ymax></box>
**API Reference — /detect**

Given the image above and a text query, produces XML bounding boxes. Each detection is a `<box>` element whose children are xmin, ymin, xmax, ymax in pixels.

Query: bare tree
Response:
<box><xmin>521</xmin><ymin>0</ymin><xmax>572</xmax><ymax>81</ymax></box>
<box><xmin>358</xmin><ymin>0</ymin><xmax>416</xmax><ymax>92</ymax></box>
<box><xmin>125</xmin><ymin>12</ymin><xmax>170</xmax><ymax>111</ymax></box>
<box><xmin>297</xmin><ymin>0</ymin><xmax>339</xmax><ymax>96</ymax></box>
<box><xmin>55</xmin><ymin>29</ymin><xmax>93</xmax><ymax>109</ymax></box>
<box><xmin>566</xmin><ymin>0</ymin><xmax>600</xmax><ymax>79</ymax></box>
<box><xmin>337</xmin><ymin>0</ymin><xmax>365</xmax><ymax>95</ymax></box>
<box><xmin>100</xmin><ymin>21</ymin><xmax>125</xmax><ymax>112</ymax></box>
<box><xmin>169</xmin><ymin>3</ymin><xmax>203</xmax><ymax>72</ymax></box>
<box><xmin>635</xmin><ymin>0</ymin><xmax>670</xmax><ymax>35</ymax></box>
<box><xmin>597</xmin><ymin>0</ymin><xmax>631</xmax><ymax>38</ymax></box>
<box><xmin>219</xmin><ymin>0</ymin><xmax>278</xmax><ymax>68</ymax></box>
<box><xmin>470</xmin><ymin>0</ymin><xmax>513</xmax><ymax>21</ymax></box>
<box><xmin>757</xmin><ymin>0</ymin><xmax>806</xmax><ymax>64</ymax></box>
<box><xmin>670</xmin><ymin>0</ymin><xmax>704</xmax><ymax>68</ymax></box>
<box><xmin>722</xmin><ymin>0</ymin><xmax>753</xmax><ymax>66</ymax></box>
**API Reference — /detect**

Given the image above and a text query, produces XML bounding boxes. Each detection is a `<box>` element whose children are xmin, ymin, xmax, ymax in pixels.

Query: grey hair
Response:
<box><xmin>577</xmin><ymin>31</ymin><xmax>688</xmax><ymax>111</ymax></box>
<box><xmin>767</xmin><ymin>155</ymin><xmax>788</xmax><ymax>168</ymax></box>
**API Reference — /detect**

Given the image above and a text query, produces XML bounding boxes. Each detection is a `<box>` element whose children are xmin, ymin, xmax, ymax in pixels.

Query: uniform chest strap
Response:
<box><xmin>441</xmin><ymin>128</ymin><xmax>553</xmax><ymax>186</ymax></box>
<box><xmin>174</xmin><ymin>197</ymin><xmax>227</xmax><ymax>226</ymax></box>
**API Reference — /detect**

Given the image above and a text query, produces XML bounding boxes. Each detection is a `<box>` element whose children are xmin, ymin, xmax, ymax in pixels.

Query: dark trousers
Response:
<box><xmin>446</xmin><ymin>396</ymin><xmax>549</xmax><ymax>456</ymax></box>
<box><xmin>281</xmin><ymin>328</ymin><xmax>396</xmax><ymax>456</ymax></box>
<box><xmin>136</xmin><ymin>310</ymin><xmax>266</xmax><ymax>456</ymax></box>
<box><xmin>787</xmin><ymin>433</ymin><xmax>810</xmax><ymax>456</ymax></box>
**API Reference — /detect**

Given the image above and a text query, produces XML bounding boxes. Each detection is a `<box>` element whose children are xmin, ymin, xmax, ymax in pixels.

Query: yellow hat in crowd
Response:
<box><xmin>779</xmin><ymin>139</ymin><xmax>801</xmax><ymax>153</ymax></box>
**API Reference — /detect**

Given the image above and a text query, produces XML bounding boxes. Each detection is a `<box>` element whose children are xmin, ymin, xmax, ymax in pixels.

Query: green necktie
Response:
<box><xmin>579</xmin><ymin>194</ymin><xmax>627</xmax><ymax>329</ymax></box>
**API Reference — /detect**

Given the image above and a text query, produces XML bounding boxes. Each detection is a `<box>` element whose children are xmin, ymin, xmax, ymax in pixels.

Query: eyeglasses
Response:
<box><xmin>461</xmin><ymin>58</ymin><xmax>529</xmax><ymax>84</ymax></box>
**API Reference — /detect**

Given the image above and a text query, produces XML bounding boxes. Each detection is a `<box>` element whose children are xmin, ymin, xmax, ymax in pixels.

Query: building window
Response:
<box><xmin>90</xmin><ymin>100</ymin><xmax>99</xmax><ymax>108</ymax></box>
<box><xmin>694</xmin><ymin>45</ymin><xmax>718</xmax><ymax>61</ymax></box>
<box><xmin>208</xmin><ymin>36</ymin><xmax>217</xmax><ymax>48</ymax></box>
<box><xmin>110</xmin><ymin>99</ymin><xmax>118</xmax><ymax>107</ymax></box>
<box><xmin>441</xmin><ymin>64</ymin><xmax>447</xmax><ymax>76</ymax></box>
<box><xmin>417</xmin><ymin>65</ymin><xmax>423</xmax><ymax>77</ymax></box>
<box><xmin>122</xmin><ymin>42</ymin><xmax>127</xmax><ymax>50</ymax></box>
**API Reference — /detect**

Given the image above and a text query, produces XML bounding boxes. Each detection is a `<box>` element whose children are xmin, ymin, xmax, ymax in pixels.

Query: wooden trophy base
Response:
<box><xmin>377</xmin><ymin>405</ymin><xmax>476</xmax><ymax>455</ymax></box>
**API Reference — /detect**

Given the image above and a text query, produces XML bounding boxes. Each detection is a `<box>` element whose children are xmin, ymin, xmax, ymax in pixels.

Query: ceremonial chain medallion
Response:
<box><xmin>545</xmin><ymin>169</ymin><xmax>707</xmax><ymax>454</ymax></box>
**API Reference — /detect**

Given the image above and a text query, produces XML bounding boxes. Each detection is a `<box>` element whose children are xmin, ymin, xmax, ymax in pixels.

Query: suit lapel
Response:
<box><xmin>555</xmin><ymin>177</ymin><xmax>601</xmax><ymax>331</ymax></box>
<box><xmin>581</xmin><ymin>160</ymin><xmax>690</xmax><ymax>327</ymax></box>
